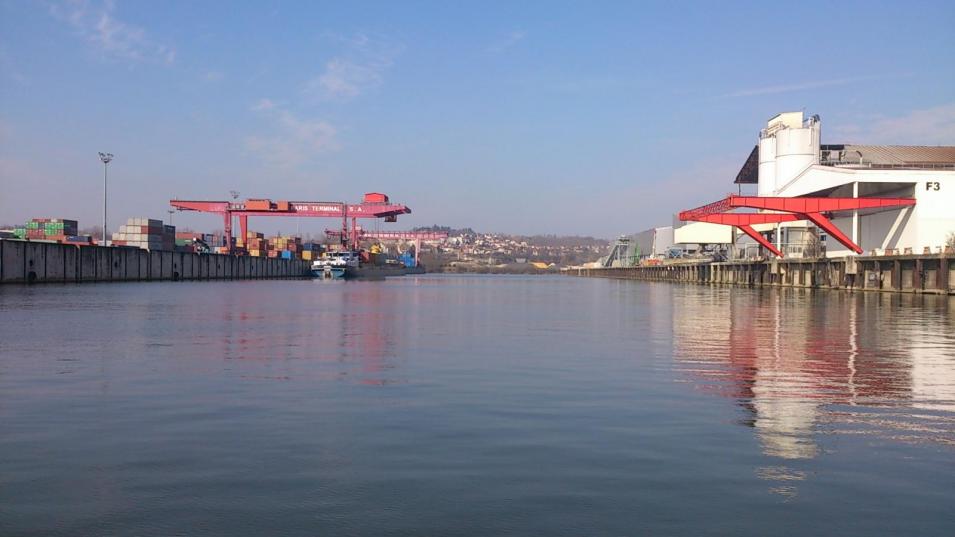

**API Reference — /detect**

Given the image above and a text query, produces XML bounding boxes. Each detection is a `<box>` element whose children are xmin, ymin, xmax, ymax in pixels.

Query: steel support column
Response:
<box><xmin>239</xmin><ymin>215</ymin><xmax>248</xmax><ymax>248</ymax></box>
<box><xmin>223</xmin><ymin>212</ymin><xmax>233</xmax><ymax>251</ymax></box>
<box><xmin>737</xmin><ymin>225</ymin><xmax>782</xmax><ymax>257</ymax></box>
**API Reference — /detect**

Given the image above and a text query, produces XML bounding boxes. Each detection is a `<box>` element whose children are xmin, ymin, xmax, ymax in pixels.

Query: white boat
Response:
<box><xmin>311</xmin><ymin>251</ymin><xmax>360</xmax><ymax>279</ymax></box>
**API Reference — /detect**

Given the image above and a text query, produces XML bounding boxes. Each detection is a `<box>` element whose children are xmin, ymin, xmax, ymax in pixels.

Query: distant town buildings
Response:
<box><xmin>415</xmin><ymin>230</ymin><xmax>607</xmax><ymax>271</ymax></box>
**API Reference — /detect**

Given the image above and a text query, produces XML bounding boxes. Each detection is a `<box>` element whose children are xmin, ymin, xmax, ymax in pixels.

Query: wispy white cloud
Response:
<box><xmin>203</xmin><ymin>70</ymin><xmax>223</xmax><ymax>82</ymax></box>
<box><xmin>48</xmin><ymin>0</ymin><xmax>175</xmax><ymax>65</ymax></box>
<box><xmin>246</xmin><ymin>100</ymin><xmax>338</xmax><ymax>167</ymax></box>
<box><xmin>831</xmin><ymin>103</ymin><xmax>955</xmax><ymax>145</ymax></box>
<box><xmin>487</xmin><ymin>30</ymin><xmax>526</xmax><ymax>53</ymax></box>
<box><xmin>309</xmin><ymin>58</ymin><xmax>382</xmax><ymax>99</ymax></box>
<box><xmin>303</xmin><ymin>34</ymin><xmax>400</xmax><ymax>100</ymax></box>
<box><xmin>720</xmin><ymin>75</ymin><xmax>891</xmax><ymax>99</ymax></box>
<box><xmin>250</xmin><ymin>98</ymin><xmax>276</xmax><ymax>112</ymax></box>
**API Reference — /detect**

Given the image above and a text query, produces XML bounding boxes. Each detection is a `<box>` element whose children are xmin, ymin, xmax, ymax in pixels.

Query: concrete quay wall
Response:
<box><xmin>572</xmin><ymin>254</ymin><xmax>955</xmax><ymax>295</ymax></box>
<box><xmin>0</xmin><ymin>240</ymin><xmax>311</xmax><ymax>284</ymax></box>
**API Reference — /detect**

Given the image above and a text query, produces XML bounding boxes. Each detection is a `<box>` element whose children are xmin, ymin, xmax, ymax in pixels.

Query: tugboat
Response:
<box><xmin>311</xmin><ymin>251</ymin><xmax>360</xmax><ymax>279</ymax></box>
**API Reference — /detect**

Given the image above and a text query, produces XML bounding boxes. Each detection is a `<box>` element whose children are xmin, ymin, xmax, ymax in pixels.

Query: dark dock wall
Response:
<box><xmin>0</xmin><ymin>240</ymin><xmax>311</xmax><ymax>284</ymax></box>
<box><xmin>572</xmin><ymin>254</ymin><xmax>955</xmax><ymax>295</ymax></box>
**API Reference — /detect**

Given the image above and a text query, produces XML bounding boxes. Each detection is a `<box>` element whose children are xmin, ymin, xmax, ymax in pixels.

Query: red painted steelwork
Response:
<box><xmin>724</xmin><ymin>195</ymin><xmax>916</xmax><ymax>214</ymax></box>
<box><xmin>325</xmin><ymin>229</ymin><xmax>449</xmax><ymax>241</ymax></box>
<box><xmin>694</xmin><ymin>213</ymin><xmax>800</xmax><ymax>225</ymax></box>
<box><xmin>170</xmin><ymin>196</ymin><xmax>411</xmax><ymax>252</ymax></box>
<box><xmin>679</xmin><ymin>195</ymin><xmax>916</xmax><ymax>257</ymax></box>
<box><xmin>737</xmin><ymin>225</ymin><xmax>782</xmax><ymax>257</ymax></box>
<box><xmin>170</xmin><ymin>199</ymin><xmax>410</xmax><ymax>219</ymax></box>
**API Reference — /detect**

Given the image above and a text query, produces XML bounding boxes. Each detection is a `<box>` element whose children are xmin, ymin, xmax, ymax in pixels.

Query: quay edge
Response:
<box><xmin>569</xmin><ymin>253</ymin><xmax>955</xmax><ymax>295</ymax></box>
<box><xmin>0</xmin><ymin>239</ymin><xmax>311</xmax><ymax>284</ymax></box>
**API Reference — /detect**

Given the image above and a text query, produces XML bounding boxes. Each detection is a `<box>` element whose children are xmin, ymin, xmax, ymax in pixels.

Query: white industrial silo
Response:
<box><xmin>774</xmin><ymin>114</ymin><xmax>820</xmax><ymax>192</ymax></box>
<box><xmin>757</xmin><ymin>112</ymin><xmax>821</xmax><ymax>195</ymax></box>
<box><xmin>758</xmin><ymin>134</ymin><xmax>777</xmax><ymax>196</ymax></box>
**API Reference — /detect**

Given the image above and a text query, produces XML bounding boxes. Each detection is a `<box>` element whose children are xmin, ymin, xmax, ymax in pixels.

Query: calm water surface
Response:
<box><xmin>1</xmin><ymin>275</ymin><xmax>953</xmax><ymax>535</ymax></box>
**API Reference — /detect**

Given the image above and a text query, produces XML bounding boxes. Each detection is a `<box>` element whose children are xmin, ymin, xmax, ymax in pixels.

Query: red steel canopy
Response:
<box><xmin>678</xmin><ymin>195</ymin><xmax>916</xmax><ymax>257</ymax></box>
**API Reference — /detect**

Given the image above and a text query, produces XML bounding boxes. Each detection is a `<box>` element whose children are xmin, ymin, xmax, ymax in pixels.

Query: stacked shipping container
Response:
<box><xmin>269</xmin><ymin>236</ymin><xmax>301</xmax><ymax>259</ymax></box>
<box><xmin>301</xmin><ymin>243</ymin><xmax>322</xmax><ymax>261</ymax></box>
<box><xmin>12</xmin><ymin>218</ymin><xmax>93</xmax><ymax>244</ymax></box>
<box><xmin>246</xmin><ymin>231</ymin><xmax>267</xmax><ymax>257</ymax></box>
<box><xmin>243</xmin><ymin>231</ymin><xmax>322</xmax><ymax>260</ymax></box>
<box><xmin>19</xmin><ymin>218</ymin><xmax>78</xmax><ymax>240</ymax></box>
<box><xmin>111</xmin><ymin>218</ymin><xmax>175</xmax><ymax>250</ymax></box>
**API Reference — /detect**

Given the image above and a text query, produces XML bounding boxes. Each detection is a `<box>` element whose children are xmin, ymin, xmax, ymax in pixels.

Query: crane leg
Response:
<box><xmin>223</xmin><ymin>212</ymin><xmax>232</xmax><ymax>252</ymax></box>
<box><xmin>239</xmin><ymin>215</ymin><xmax>248</xmax><ymax>249</ymax></box>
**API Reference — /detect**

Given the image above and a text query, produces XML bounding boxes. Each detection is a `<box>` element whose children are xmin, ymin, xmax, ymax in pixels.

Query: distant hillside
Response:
<box><xmin>412</xmin><ymin>225</ymin><xmax>608</xmax><ymax>248</ymax></box>
<box><xmin>412</xmin><ymin>225</ymin><xmax>476</xmax><ymax>236</ymax></box>
<box><xmin>520</xmin><ymin>234</ymin><xmax>608</xmax><ymax>248</ymax></box>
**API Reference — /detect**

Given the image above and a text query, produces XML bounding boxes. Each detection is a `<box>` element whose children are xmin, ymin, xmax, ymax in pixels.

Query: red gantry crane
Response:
<box><xmin>170</xmin><ymin>192</ymin><xmax>410</xmax><ymax>252</ymax></box>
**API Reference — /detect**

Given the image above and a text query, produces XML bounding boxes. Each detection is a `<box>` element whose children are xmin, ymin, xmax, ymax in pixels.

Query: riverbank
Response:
<box><xmin>569</xmin><ymin>253</ymin><xmax>955</xmax><ymax>295</ymax></box>
<box><xmin>0</xmin><ymin>239</ymin><xmax>310</xmax><ymax>284</ymax></box>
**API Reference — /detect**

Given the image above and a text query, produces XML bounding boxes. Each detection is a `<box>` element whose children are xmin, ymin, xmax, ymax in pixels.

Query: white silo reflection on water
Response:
<box><xmin>672</xmin><ymin>286</ymin><xmax>955</xmax><ymax>493</ymax></box>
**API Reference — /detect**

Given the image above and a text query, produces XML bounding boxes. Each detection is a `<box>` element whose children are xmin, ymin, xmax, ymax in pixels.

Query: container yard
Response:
<box><xmin>0</xmin><ymin>191</ymin><xmax>446</xmax><ymax>284</ymax></box>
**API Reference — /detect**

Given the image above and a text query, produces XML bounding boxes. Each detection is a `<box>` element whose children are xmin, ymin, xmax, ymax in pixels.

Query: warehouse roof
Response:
<box><xmin>734</xmin><ymin>145</ymin><xmax>759</xmax><ymax>184</ymax></box>
<box><xmin>735</xmin><ymin>144</ymin><xmax>955</xmax><ymax>184</ymax></box>
<box><xmin>819</xmin><ymin>145</ymin><xmax>955</xmax><ymax>168</ymax></box>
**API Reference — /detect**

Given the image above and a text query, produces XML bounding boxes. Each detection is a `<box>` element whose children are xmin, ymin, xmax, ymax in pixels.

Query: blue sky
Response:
<box><xmin>1</xmin><ymin>1</ymin><xmax>953</xmax><ymax>237</ymax></box>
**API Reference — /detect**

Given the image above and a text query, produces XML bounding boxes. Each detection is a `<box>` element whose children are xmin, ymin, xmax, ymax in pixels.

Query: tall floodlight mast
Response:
<box><xmin>98</xmin><ymin>152</ymin><xmax>114</xmax><ymax>246</ymax></box>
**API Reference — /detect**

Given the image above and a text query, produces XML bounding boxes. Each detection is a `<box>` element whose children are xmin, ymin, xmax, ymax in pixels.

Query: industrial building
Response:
<box><xmin>678</xmin><ymin>111</ymin><xmax>955</xmax><ymax>258</ymax></box>
<box><xmin>598</xmin><ymin>226</ymin><xmax>675</xmax><ymax>267</ymax></box>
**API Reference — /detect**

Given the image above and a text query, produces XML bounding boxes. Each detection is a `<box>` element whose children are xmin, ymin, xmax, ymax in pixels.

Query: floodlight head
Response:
<box><xmin>98</xmin><ymin>152</ymin><xmax>114</xmax><ymax>164</ymax></box>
